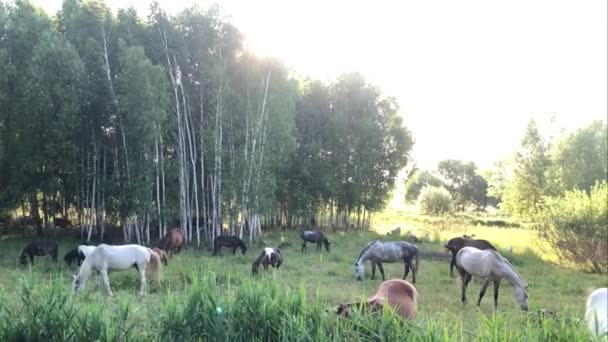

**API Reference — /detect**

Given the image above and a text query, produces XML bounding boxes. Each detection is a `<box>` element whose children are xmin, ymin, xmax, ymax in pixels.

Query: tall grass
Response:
<box><xmin>0</xmin><ymin>273</ymin><xmax>598</xmax><ymax>341</ymax></box>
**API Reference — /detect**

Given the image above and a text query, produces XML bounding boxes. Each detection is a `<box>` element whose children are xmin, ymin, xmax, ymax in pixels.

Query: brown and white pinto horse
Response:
<box><xmin>156</xmin><ymin>228</ymin><xmax>186</xmax><ymax>256</ymax></box>
<box><xmin>336</xmin><ymin>279</ymin><xmax>418</xmax><ymax>320</ymax></box>
<box><xmin>252</xmin><ymin>248</ymin><xmax>283</xmax><ymax>274</ymax></box>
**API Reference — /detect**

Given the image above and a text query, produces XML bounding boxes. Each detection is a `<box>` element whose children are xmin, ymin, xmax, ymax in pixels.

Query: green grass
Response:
<box><xmin>0</xmin><ymin>223</ymin><xmax>605</xmax><ymax>341</ymax></box>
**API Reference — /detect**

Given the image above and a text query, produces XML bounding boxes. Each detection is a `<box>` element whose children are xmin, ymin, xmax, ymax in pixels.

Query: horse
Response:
<box><xmin>277</xmin><ymin>241</ymin><xmax>293</xmax><ymax>249</ymax></box>
<box><xmin>156</xmin><ymin>227</ymin><xmax>186</xmax><ymax>255</ymax></box>
<box><xmin>64</xmin><ymin>245</ymin><xmax>97</xmax><ymax>267</ymax></box>
<box><xmin>336</xmin><ymin>279</ymin><xmax>418</xmax><ymax>320</ymax></box>
<box><xmin>213</xmin><ymin>235</ymin><xmax>247</xmax><ymax>256</ymax></box>
<box><xmin>585</xmin><ymin>288</ymin><xmax>608</xmax><ymax>338</ymax></box>
<box><xmin>252</xmin><ymin>247</ymin><xmax>283</xmax><ymax>274</ymax></box>
<box><xmin>151</xmin><ymin>247</ymin><xmax>169</xmax><ymax>265</ymax></box>
<box><xmin>300</xmin><ymin>230</ymin><xmax>330</xmax><ymax>253</ymax></box>
<box><xmin>445</xmin><ymin>236</ymin><xmax>496</xmax><ymax>277</ymax></box>
<box><xmin>72</xmin><ymin>244</ymin><xmax>161</xmax><ymax>296</ymax></box>
<box><xmin>355</xmin><ymin>241</ymin><xmax>419</xmax><ymax>283</ymax></box>
<box><xmin>19</xmin><ymin>240</ymin><xmax>58</xmax><ymax>265</ymax></box>
<box><xmin>455</xmin><ymin>246</ymin><xmax>529</xmax><ymax>311</ymax></box>
<box><xmin>53</xmin><ymin>217</ymin><xmax>70</xmax><ymax>228</ymax></box>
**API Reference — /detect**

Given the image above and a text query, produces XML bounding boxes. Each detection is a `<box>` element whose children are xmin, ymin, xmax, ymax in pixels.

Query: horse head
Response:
<box><xmin>323</xmin><ymin>239</ymin><xmax>331</xmax><ymax>252</ymax></box>
<box><xmin>514</xmin><ymin>285</ymin><xmax>529</xmax><ymax>311</ymax></box>
<box><xmin>355</xmin><ymin>262</ymin><xmax>365</xmax><ymax>281</ymax></box>
<box><xmin>71</xmin><ymin>274</ymin><xmax>81</xmax><ymax>295</ymax></box>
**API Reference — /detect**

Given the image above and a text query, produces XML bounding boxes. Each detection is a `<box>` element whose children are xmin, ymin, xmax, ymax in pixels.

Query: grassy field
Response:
<box><xmin>0</xmin><ymin>215</ymin><xmax>606</xmax><ymax>340</ymax></box>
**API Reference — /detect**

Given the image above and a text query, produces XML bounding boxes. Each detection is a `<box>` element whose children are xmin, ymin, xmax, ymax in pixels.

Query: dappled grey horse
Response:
<box><xmin>355</xmin><ymin>241</ymin><xmax>419</xmax><ymax>282</ymax></box>
<box><xmin>455</xmin><ymin>246</ymin><xmax>529</xmax><ymax>311</ymax></box>
<box><xmin>300</xmin><ymin>230</ymin><xmax>331</xmax><ymax>253</ymax></box>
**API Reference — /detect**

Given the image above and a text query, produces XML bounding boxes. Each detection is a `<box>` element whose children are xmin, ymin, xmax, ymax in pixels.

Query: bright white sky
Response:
<box><xmin>34</xmin><ymin>0</ymin><xmax>608</xmax><ymax>170</ymax></box>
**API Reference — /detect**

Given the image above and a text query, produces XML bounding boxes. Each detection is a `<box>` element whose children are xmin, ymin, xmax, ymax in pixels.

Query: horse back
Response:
<box><xmin>369</xmin><ymin>279</ymin><xmax>417</xmax><ymax>320</ymax></box>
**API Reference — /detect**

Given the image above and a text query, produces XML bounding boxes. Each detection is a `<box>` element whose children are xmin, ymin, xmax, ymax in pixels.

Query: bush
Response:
<box><xmin>405</xmin><ymin>170</ymin><xmax>443</xmax><ymax>202</ymax></box>
<box><xmin>417</xmin><ymin>186</ymin><xmax>453</xmax><ymax>215</ymax></box>
<box><xmin>542</xmin><ymin>181</ymin><xmax>608</xmax><ymax>273</ymax></box>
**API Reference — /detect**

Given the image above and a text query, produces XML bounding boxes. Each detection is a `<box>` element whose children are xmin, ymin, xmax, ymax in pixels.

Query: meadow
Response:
<box><xmin>0</xmin><ymin>214</ymin><xmax>606</xmax><ymax>341</ymax></box>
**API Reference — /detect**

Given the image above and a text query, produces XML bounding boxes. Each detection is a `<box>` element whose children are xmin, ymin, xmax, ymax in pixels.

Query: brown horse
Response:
<box><xmin>336</xmin><ymin>279</ymin><xmax>418</xmax><ymax>320</ymax></box>
<box><xmin>445</xmin><ymin>237</ymin><xmax>496</xmax><ymax>277</ymax></box>
<box><xmin>151</xmin><ymin>247</ymin><xmax>169</xmax><ymax>265</ymax></box>
<box><xmin>156</xmin><ymin>228</ymin><xmax>186</xmax><ymax>256</ymax></box>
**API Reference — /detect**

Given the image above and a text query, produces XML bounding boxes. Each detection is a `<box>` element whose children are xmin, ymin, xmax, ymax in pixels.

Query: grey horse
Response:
<box><xmin>456</xmin><ymin>246</ymin><xmax>529</xmax><ymax>311</ymax></box>
<box><xmin>354</xmin><ymin>240</ymin><xmax>419</xmax><ymax>282</ymax></box>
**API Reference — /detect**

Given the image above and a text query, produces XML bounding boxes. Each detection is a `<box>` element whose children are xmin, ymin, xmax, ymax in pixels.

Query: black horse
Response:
<box><xmin>213</xmin><ymin>235</ymin><xmax>247</xmax><ymax>256</ymax></box>
<box><xmin>64</xmin><ymin>246</ymin><xmax>86</xmax><ymax>267</ymax></box>
<box><xmin>300</xmin><ymin>230</ymin><xmax>330</xmax><ymax>253</ymax></box>
<box><xmin>252</xmin><ymin>248</ymin><xmax>283</xmax><ymax>274</ymax></box>
<box><xmin>19</xmin><ymin>240</ymin><xmax>58</xmax><ymax>265</ymax></box>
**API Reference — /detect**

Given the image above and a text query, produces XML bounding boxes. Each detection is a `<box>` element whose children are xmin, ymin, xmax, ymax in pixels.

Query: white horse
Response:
<box><xmin>586</xmin><ymin>288</ymin><xmax>608</xmax><ymax>338</ymax></box>
<box><xmin>455</xmin><ymin>246</ymin><xmax>529</xmax><ymax>311</ymax></box>
<box><xmin>78</xmin><ymin>245</ymin><xmax>96</xmax><ymax>258</ymax></box>
<box><xmin>72</xmin><ymin>244</ymin><xmax>161</xmax><ymax>296</ymax></box>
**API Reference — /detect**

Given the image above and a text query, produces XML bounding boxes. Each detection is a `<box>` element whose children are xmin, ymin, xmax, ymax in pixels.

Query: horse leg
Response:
<box><xmin>232</xmin><ymin>247</ymin><xmax>237</xmax><ymax>255</ymax></box>
<box><xmin>371</xmin><ymin>261</ymin><xmax>376</xmax><ymax>279</ymax></box>
<box><xmin>461</xmin><ymin>273</ymin><xmax>472</xmax><ymax>305</ymax></box>
<box><xmin>317</xmin><ymin>242</ymin><xmax>321</xmax><ymax>252</ymax></box>
<box><xmin>377</xmin><ymin>262</ymin><xmax>386</xmax><ymax>281</ymax></box>
<box><xmin>138</xmin><ymin>265</ymin><xmax>147</xmax><ymax>296</ymax></box>
<box><xmin>450</xmin><ymin>255</ymin><xmax>456</xmax><ymax>277</ymax></box>
<box><xmin>100</xmin><ymin>270</ymin><xmax>113</xmax><ymax>296</ymax></box>
<box><xmin>29</xmin><ymin>253</ymin><xmax>34</xmax><ymax>265</ymax></box>
<box><xmin>301</xmin><ymin>242</ymin><xmax>306</xmax><ymax>253</ymax></box>
<box><xmin>403</xmin><ymin>257</ymin><xmax>411</xmax><ymax>280</ymax></box>
<box><xmin>493</xmin><ymin>280</ymin><xmax>500</xmax><ymax>310</ymax></box>
<box><xmin>477</xmin><ymin>280</ymin><xmax>490</xmax><ymax>307</ymax></box>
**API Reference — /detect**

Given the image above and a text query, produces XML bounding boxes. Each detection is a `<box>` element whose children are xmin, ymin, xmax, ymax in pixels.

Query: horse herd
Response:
<box><xmin>14</xmin><ymin>229</ymin><xmax>608</xmax><ymax>338</ymax></box>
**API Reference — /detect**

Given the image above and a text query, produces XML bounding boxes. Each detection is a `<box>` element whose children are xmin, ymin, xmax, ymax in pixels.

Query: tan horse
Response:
<box><xmin>336</xmin><ymin>279</ymin><xmax>418</xmax><ymax>320</ymax></box>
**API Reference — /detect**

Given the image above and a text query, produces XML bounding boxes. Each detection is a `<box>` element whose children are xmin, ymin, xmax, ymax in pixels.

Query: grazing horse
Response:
<box><xmin>300</xmin><ymin>230</ymin><xmax>330</xmax><ymax>253</ymax></box>
<box><xmin>151</xmin><ymin>247</ymin><xmax>169</xmax><ymax>265</ymax></box>
<box><xmin>252</xmin><ymin>247</ymin><xmax>283</xmax><ymax>274</ymax></box>
<box><xmin>72</xmin><ymin>244</ymin><xmax>161</xmax><ymax>296</ymax></box>
<box><xmin>156</xmin><ymin>228</ymin><xmax>186</xmax><ymax>255</ymax></box>
<box><xmin>277</xmin><ymin>241</ymin><xmax>293</xmax><ymax>249</ymax></box>
<box><xmin>336</xmin><ymin>279</ymin><xmax>418</xmax><ymax>320</ymax></box>
<box><xmin>19</xmin><ymin>240</ymin><xmax>58</xmax><ymax>265</ymax></box>
<box><xmin>53</xmin><ymin>217</ymin><xmax>70</xmax><ymax>228</ymax></box>
<box><xmin>445</xmin><ymin>237</ymin><xmax>496</xmax><ymax>277</ymax></box>
<box><xmin>64</xmin><ymin>245</ymin><xmax>97</xmax><ymax>267</ymax></box>
<box><xmin>585</xmin><ymin>288</ymin><xmax>608</xmax><ymax>338</ymax></box>
<box><xmin>213</xmin><ymin>235</ymin><xmax>247</xmax><ymax>256</ymax></box>
<box><xmin>455</xmin><ymin>247</ymin><xmax>529</xmax><ymax>311</ymax></box>
<box><xmin>355</xmin><ymin>241</ymin><xmax>419</xmax><ymax>283</ymax></box>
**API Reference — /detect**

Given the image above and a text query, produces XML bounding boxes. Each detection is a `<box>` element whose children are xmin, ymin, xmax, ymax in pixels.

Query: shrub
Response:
<box><xmin>542</xmin><ymin>181</ymin><xmax>608</xmax><ymax>273</ymax></box>
<box><xmin>405</xmin><ymin>170</ymin><xmax>443</xmax><ymax>202</ymax></box>
<box><xmin>417</xmin><ymin>186</ymin><xmax>453</xmax><ymax>215</ymax></box>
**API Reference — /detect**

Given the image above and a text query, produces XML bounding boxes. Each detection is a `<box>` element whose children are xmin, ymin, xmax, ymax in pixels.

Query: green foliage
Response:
<box><xmin>502</xmin><ymin>119</ymin><xmax>552</xmax><ymax>219</ymax></box>
<box><xmin>405</xmin><ymin>170</ymin><xmax>443</xmax><ymax>202</ymax></box>
<box><xmin>437</xmin><ymin>160</ymin><xmax>489</xmax><ymax>209</ymax></box>
<box><xmin>542</xmin><ymin>181</ymin><xmax>608</xmax><ymax>273</ymax></box>
<box><xmin>550</xmin><ymin>121</ymin><xmax>607</xmax><ymax>194</ymax></box>
<box><xmin>417</xmin><ymin>186</ymin><xmax>453</xmax><ymax>215</ymax></box>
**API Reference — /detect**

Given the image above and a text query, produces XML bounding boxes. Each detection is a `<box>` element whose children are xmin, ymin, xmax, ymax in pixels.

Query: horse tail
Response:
<box><xmin>147</xmin><ymin>249</ymin><xmax>162</xmax><ymax>283</ymax></box>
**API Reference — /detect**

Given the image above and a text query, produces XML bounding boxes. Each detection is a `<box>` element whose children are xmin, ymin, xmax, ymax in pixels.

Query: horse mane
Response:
<box><xmin>490</xmin><ymin>250</ymin><xmax>527</xmax><ymax>287</ymax></box>
<box><xmin>356</xmin><ymin>240</ymin><xmax>379</xmax><ymax>263</ymax></box>
<box><xmin>146</xmin><ymin>248</ymin><xmax>162</xmax><ymax>282</ymax></box>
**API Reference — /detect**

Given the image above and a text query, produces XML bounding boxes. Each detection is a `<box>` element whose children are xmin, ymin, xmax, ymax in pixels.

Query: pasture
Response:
<box><xmin>0</xmin><ymin>223</ymin><xmax>605</xmax><ymax>341</ymax></box>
